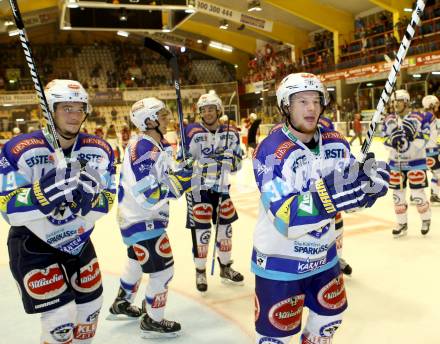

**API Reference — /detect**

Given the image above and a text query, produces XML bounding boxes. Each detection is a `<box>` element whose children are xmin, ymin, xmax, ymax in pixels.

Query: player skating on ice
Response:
<box><xmin>179</xmin><ymin>91</ymin><xmax>244</xmax><ymax>293</ymax></box>
<box><xmin>252</xmin><ymin>73</ymin><xmax>390</xmax><ymax>344</ymax></box>
<box><xmin>383</xmin><ymin>90</ymin><xmax>432</xmax><ymax>237</ymax></box>
<box><xmin>108</xmin><ymin>97</ymin><xmax>198</xmax><ymax>338</ymax></box>
<box><xmin>0</xmin><ymin>79</ymin><xmax>115</xmax><ymax>343</ymax></box>
<box><xmin>421</xmin><ymin>95</ymin><xmax>440</xmax><ymax>205</ymax></box>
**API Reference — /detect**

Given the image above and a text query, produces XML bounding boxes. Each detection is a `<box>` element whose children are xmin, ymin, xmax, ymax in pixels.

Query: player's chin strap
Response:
<box><xmin>147</xmin><ymin>120</ymin><xmax>164</xmax><ymax>140</ymax></box>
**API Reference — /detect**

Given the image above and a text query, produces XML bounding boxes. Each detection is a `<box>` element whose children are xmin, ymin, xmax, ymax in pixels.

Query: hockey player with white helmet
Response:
<box><xmin>1</xmin><ymin>79</ymin><xmax>116</xmax><ymax>343</ymax></box>
<box><xmin>421</xmin><ymin>95</ymin><xmax>440</xmax><ymax>204</ymax></box>
<box><xmin>383</xmin><ymin>89</ymin><xmax>431</xmax><ymax>236</ymax></box>
<box><xmin>252</xmin><ymin>73</ymin><xmax>390</xmax><ymax>344</ymax></box>
<box><xmin>108</xmin><ymin>97</ymin><xmax>197</xmax><ymax>338</ymax></box>
<box><xmin>178</xmin><ymin>90</ymin><xmax>244</xmax><ymax>293</ymax></box>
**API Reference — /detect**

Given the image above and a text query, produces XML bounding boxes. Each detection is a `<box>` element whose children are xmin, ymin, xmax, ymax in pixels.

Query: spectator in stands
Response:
<box><xmin>349</xmin><ymin>113</ymin><xmax>363</xmax><ymax>145</ymax></box>
<box><xmin>111</xmin><ymin>107</ymin><xmax>118</xmax><ymax>121</ymax></box>
<box><xmin>95</xmin><ymin>125</ymin><xmax>104</xmax><ymax>139</ymax></box>
<box><xmin>120</xmin><ymin>125</ymin><xmax>131</xmax><ymax>151</ymax></box>
<box><xmin>105</xmin><ymin>124</ymin><xmax>121</xmax><ymax>164</ymax></box>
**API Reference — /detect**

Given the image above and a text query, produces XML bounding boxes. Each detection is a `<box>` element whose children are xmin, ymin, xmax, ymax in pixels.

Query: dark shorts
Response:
<box><xmin>127</xmin><ymin>233</ymin><xmax>174</xmax><ymax>273</ymax></box>
<box><xmin>255</xmin><ymin>263</ymin><xmax>347</xmax><ymax>337</ymax></box>
<box><xmin>389</xmin><ymin>169</ymin><xmax>429</xmax><ymax>190</ymax></box>
<box><xmin>185</xmin><ymin>189</ymin><xmax>238</xmax><ymax>229</ymax></box>
<box><xmin>7</xmin><ymin>226</ymin><xmax>103</xmax><ymax>314</ymax></box>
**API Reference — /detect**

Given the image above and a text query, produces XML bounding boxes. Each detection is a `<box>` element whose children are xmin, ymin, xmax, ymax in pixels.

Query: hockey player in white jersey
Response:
<box><xmin>421</xmin><ymin>95</ymin><xmax>440</xmax><ymax>204</ymax></box>
<box><xmin>179</xmin><ymin>91</ymin><xmax>244</xmax><ymax>293</ymax></box>
<box><xmin>383</xmin><ymin>90</ymin><xmax>431</xmax><ymax>237</ymax></box>
<box><xmin>0</xmin><ymin>79</ymin><xmax>116</xmax><ymax>343</ymax></box>
<box><xmin>108</xmin><ymin>97</ymin><xmax>197</xmax><ymax>338</ymax></box>
<box><xmin>252</xmin><ymin>73</ymin><xmax>390</xmax><ymax>344</ymax></box>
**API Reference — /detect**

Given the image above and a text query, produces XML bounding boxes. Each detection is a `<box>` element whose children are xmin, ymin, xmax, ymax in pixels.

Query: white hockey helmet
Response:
<box><xmin>45</xmin><ymin>79</ymin><xmax>90</xmax><ymax>114</ymax></box>
<box><xmin>197</xmin><ymin>92</ymin><xmax>223</xmax><ymax>114</ymax></box>
<box><xmin>391</xmin><ymin>89</ymin><xmax>410</xmax><ymax>103</ymax></box>
<box><xmin>422</xmin><ymin>95</ymin><xmax>439</xmax><ymax>110</ymax></box>
<box><xmin>130</xmin><ymin>97</ymin><xmax>167</xmax><ymax>131</ymax></box>
<box><xmin>249</xmin><ymin>113</ymin><xmax>257</xmax><ymax>120</ymax></box>
<box><xmin>276</xmin><ymin>73</ymin><xmax>330</xmax><ymax>111</ymax></box>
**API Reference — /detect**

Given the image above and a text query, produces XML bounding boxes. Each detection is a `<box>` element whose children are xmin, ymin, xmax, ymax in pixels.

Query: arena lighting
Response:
<box><xmin>8</xmin><ymin>29</ymin><xmax>19</xmax><ymax>36</ymax></box>
<box><xmin>219</xmin><ymin>20</ymin><xmax>229</xmax><ymax>30</ymax></box>
<box><xmin>4</xmin><ymin>20</ymin><xmax>14</xmax><ymax>26</ymax></box>
<box><xmin>119</xmin><ymin>8</ymin><xmax>128</xmax><ymax>21</ymax></box>
<box><xmin>366</xmin><ymin>82</ymin><xmax>374</xmax><ymax>86</ymax></box>
<box><xmin>234</xmin><ymin>64</ymin><xmax>238</xmax><ymax>68</ymax></box>
<box><xmin>180</xmin><ymin>46</ymin><xmax>186</xmax><ymax>53</ymax></box>
<box><xmin>248</xmin><ymin>0</ymin><xmax>262</xmax><ymax>12</ymax></box>
<box><xmin>432</xmin><ymin>71</ymin><xmax>440</xmax><ymax>75</ymax></box>
<box><xmin>185</xmin><ymin>4</ymin><xmax>196</xmax><ymax>13</ymax></box>
<box><xmin>327</xmin><ymin>87</ymin><xmax>335</xmax><ymax>91</ymax></box>
<box><xmin>404</xmin><ymin>8</ymin><xmax>413</xmax><ymax>12</ymax></box>
<box><xmin>63</xmin><ymin>25</ymin><xmax>72</xmax><ymax>30</ymax></box>
<box><xmin>165</xmin><ymin>45</ymin><xmax>170</xmax><ymax>50</ymax></box>
<box><xmin>209</xmin><ymin>41</ymin><xmax>233</xmax><ymax>52</ymax></box>
<box><xmin>413</xmin><ymin>74</ymin><xmax>422</xmax><ymax>78</ymax></box>
<box><xmin>162</xmin><ymin>25</ymin><xmax>171</xmax><ymax>32</ymax></box>
<box><xmin>197</xmin><ymin>39</ymin><xmax>203</xmax><ymax>43</ymax></box>
<box><xmin>117</xmin><ymin>30</ymin><xmax>129</xmax><ymax>37</ymax></box>
<box><xmin>67</xmin><ymin>0</ymin><xmax>79</xmax><ymax>9</ymax></box>
<box><xmin>3</xmin><ymin>104</ymin><xmax>13</xmax><ymax>107</ymax></box>
<box><xmin>16</xmin><ymin>118</ymin><xmax>24</xmax><ymax>122</ymax></box>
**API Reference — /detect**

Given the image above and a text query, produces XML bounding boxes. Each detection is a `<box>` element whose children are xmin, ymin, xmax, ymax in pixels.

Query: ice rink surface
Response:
<box><xmin>1</xmin><ymin>139</ymin><xmax>440</xmax><ymax>344</ymax></box>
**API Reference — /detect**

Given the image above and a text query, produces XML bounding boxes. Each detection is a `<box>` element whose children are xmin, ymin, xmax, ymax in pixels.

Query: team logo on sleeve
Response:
<box><xmin>268</xmin><ymin>295</ymin><xmax>305</xmax><ymax>331</ymax></box>
<box><xmin>155</xmin><ymin>233</ymin><xmax>173</xmax><ymax>258</ymax></box>
<box><xmin>23</xmin><ymin>264</ymin><xmax>67</xmax><ymax>300</ymax></box>
<box><xmin>71</xmin><ymin>258</ymin><xmax>102</xmax><ymax>293</ymax></box>
<box><xmin>133</xmin><ymin>244</ymin><xmax>150</xmax><ymax>265</ymax></box>
<box><xmin>317</xmin><ymin>275</ymin><xmax>346</xmax><ymax>310</ymax></box>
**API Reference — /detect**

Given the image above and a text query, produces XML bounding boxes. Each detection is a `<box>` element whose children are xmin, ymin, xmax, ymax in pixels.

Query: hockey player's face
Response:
<box><xmin>288</xmin><ymin>91</ymin><xmax>322</xmax><ymax>134</ymax></box>
<box><xmin>394</xmin><ymin>100</ymin><xmax>407</xmax><ymax>114</ymax></box>
<box><xmin>200</xmin><ymin>105</ymin><xmax>218</xmax><ymax>126</ymax></box>
<box><xmin>54</xmin><ymin>102</ymin><xmax>87</xmax><ymax>138</ymax></box>
<box><xmin>156</xmin><ymin>108</ymin><xmax>171</xmax><ymax>134</ymax></box>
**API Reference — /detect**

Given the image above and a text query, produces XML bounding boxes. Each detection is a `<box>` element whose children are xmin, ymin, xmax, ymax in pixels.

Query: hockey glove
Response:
<box><xmin>165</xmin><ymin>158</ymin><xmax>195</xmax><ymax>197</ymax></box>
<box><xmin>216</xmin><ymin>150</ymin><xmax>236</xmax><ymax>172</ymax></box>
<box><xmin>30</xmin><ymin>164</ymin><xmax>81</xmax><ymax>214</ymax></box>
<box><xmin>390</xmin><ymin>129</ymin><xmax>409</xmax><ymax>151</ymax></box>
<box><xmin>70</xmin><ymin>166</ymin><xmax>103</xmax><ymax>216</ymax></box>
<box><xmin>402</xmin><ymin>118</ymin><xmax>417</xmax><ymax>141</ymax></box>
<box><xmin>312</xmin><ymin>154</ymin><xmax>389</xmax><ymax>216</ymax></box>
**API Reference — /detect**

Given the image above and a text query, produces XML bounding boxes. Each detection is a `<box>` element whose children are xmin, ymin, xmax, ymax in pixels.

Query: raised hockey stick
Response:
<box><xmin>8</xmin><ymin>0</ymin><xmax>65</xmax><ymax>166</ymax></box>
<box><xmin>143</xmin><ymin>37</ymin><xmax>188</xmax><ymax>161</ymax></box>
<box><xmin>211</xmin><ymin>90</ymin><xmax>236</xmax><ymax>276</ymax></box>
<box><xmin>360</xmin><ymin>0</ymin><xmax>426</xmax><ymax>162</ymax></box>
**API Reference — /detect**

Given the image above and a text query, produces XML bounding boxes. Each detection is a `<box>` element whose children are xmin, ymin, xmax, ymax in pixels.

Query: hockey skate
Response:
<box><xmin>430</xmin><ymin>194</ymin><xmax>440</xmax><ymax>205</ymax></box>
<box><xmin>218</xmin><ymin>258</ymin><xmax>244</xmax><ymax>285</ymax></box>
<box><xmin>140</xmin><ymin>313</ymin><xmax>181</xmax><ymax>339</ymax></box>
<box><xmin>392</xmin><ymin>223</ymin><xmax>408</xmax><ymax>238</ymax></box>
<box><xmin>195</xmin><ymin>269</ymin><xmax>208</xmax><ymax>293</ymax></box>
<box><xmin>421</xmin><ymin>220</ymin><xmax>431</xmax><ymax>236</ymax></box>
<box><xmin>107</xmin><ymin>299</ymin><xmax>142</xmax><ymax>321</ymax></box>
<box><xmin>339</xmin><ymin>258</ymin><xmax>352</xmax><ymax>276</ymax></box>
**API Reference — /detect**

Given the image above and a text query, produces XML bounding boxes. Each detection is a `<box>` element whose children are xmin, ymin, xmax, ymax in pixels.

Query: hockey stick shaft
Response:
<box><xmin>210</xmin><ymin>90</ymin><xmax>236</xmax><ymax>275</ymax></box>
<box><xmin>143</xmin><ymin>37</ymin><xmax>188</xmax><ymax>160</ymax></box>
<box><xmin>8</xmin><ymin>0</ymin><xmax>64</xmax><ymax>164</ymax></box>
<box><xmin>360</xmin><ymin>0</ymin><xmax>426</xmax><ymax>162</ymax></box>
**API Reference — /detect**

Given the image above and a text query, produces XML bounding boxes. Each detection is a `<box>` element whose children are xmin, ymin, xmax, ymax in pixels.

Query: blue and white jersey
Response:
<box><xmin>0</xmin><ymin>130</ymin><xmax>116</xmax><ymax>255</ymax></box>
<box><xmin>252</xmin><ymin>124</ymin><xmax>352</xmax><ymax>281</ymax></box>
<box><xmin>118</xmin><ymin>134</ymin><xmax>181</xmax><ymax>245</ymax></box>
<box><xmin>178</xmin><ymin>123</ymin><xmax>242</xmax><ymax>192</ymax></box>
<box><xmin>423</xmin><ymin>111</ymin><xmax>438</xmax><ymax>156</ymax></box>
<box><xmin>382</xmin><ymin>111</ymin><xmax>428</xmax><ymax>171</ymax></box>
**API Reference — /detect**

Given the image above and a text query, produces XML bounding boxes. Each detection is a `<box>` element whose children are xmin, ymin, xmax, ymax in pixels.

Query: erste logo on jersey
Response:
<box><xmin>70</xmin><ymin>258</ymin><xmax>102</xmax><ymax>293</ymax></box>
<box><xmin>24</xmin><ymin>264</ymin><xmax>67</xmax><ymax>300</ymax></box>
<box><xmin>268</xmin><ymin>294</ymin><xmax>304</xmax><ymax>331</ymax></box>
<box><xmin>133</xmin><ymin>244</ymin><xmax>150</xmax><ymax>265</ymax></box>
<box><xmin>317</xmin><ymin>275</ymin><xmax>346</xmax><ymax>310</ymax></box>
<box><xmin>155</xmin><ymin>233</ymin><xmax>173</xmax><ymax>258</ymax></box>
